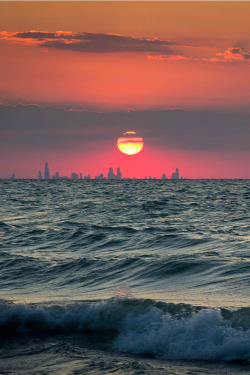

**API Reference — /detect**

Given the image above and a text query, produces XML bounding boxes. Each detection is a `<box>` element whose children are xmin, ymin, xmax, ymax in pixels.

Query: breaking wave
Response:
<box><xmin>1</xmin><ymin>298</ymin><xmax>250</xmax><ymax>363</ymax></box>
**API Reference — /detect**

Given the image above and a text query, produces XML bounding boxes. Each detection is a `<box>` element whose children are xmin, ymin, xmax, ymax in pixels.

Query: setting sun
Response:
<box><xmin>117</xmin><ymin>131</ymin><xmax>144</xmax><ymax>155</ymax></box>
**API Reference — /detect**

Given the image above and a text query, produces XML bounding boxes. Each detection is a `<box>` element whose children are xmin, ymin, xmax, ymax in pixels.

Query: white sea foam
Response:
<box><xmin>0</xmin><ymin>299</ymin><xmax>250</xmax><ymax>362</ymax></box>
<box><xmin>114</xmin><ymin>307</ymin><xmax>250</xmax><ymax>362</ymax></box>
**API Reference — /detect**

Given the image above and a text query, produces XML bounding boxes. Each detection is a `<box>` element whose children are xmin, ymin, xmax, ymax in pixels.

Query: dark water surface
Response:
<box><xmin>0</xmin><ymin>180</ymin><xmax>250</xmax><ymax>374</ymax></box>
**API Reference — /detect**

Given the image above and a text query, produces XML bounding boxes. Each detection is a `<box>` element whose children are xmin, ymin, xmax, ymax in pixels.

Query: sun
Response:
<box><xmin>117</xmin><ymin>131</ymin><xmax>144</xmax><ymax>155</ymax></box>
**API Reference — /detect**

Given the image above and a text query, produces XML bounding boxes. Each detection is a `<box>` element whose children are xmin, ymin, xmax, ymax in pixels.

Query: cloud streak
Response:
<box><xmin>150</xmin><ymin>48</ymin><xmax>250</xmax><ymax>63</ymax></box>
<box><xmin>0</xmin><ymin>105</ymin><xmax>249</xmax><ymax>152</ymax></box>
<box><xmin>147</xmin><ymin>55</ymin><xmax>188</xmax><ymax>61</ymax></box>
<box><xmin>0</xmin><ymin>30</ymin><xmax>177</xmax><ymax>54</ymax></box>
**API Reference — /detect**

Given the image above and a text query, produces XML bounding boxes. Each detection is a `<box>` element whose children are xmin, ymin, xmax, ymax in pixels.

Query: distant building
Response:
<box><xmin>80</xmin><ymin>173</ymin><xmax>82</xmax><ymax>180</ymax></box>
<box><xmin>44</xmin><ymin>162</ymin><xmax>50</xmax><ymax>179</ymax></box>
<box><xmin>117</xmin><ymin>167</ymin><xmax>122</xmax><ymax>179</ymax></box>
<box><xmin>38</xmin><ymin>171</ymin><xmax>42</xmax><ymax>180</ymax></box>
<box><xmin>52</xmin><ymin>172</ymin><xmax>60</xmax><ymax>179</ymax></box>
<box><xmin>171</xmin><ymin>168</ymin><xmax>179</xmax><ymax>180</ymax></box>
<box><xmin>108</xmin><ymin>167</ymin><xmax>116</xmax><ymax>179</ymax></box>
<box><xmin>84</xmin><ymin>174</ymin><xmax>91</xmax><ymax>180</ymax></box>
<box><xmin>95</xmin><ymin>173</ymin><xmax>105</xmax><ymax>180</ymax></box>
<box><xmin>107</xmin><ymin>167</ymin><xmax>122</xmax><ymax>179</ymax></box>
<box><xmin>71</xmin><ymin>172</ymin><xmax>79</xmax><ymax>180</ymax></box>
<box><xmin>10</xmin><ymin>174</ymin><xmax>15</xmax><ymax>180</ymax></box>
<box><xmin>162</xmin><ymin>173</ymin><xmax>167</xmax><ymax>180</ymax></box>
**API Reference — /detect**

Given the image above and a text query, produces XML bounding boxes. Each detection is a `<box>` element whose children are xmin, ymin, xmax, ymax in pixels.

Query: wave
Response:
<box><xmin>0</xmin><ymin>252</ymin><xmax>222</xmax><ymax>289</ymax></box>
<box><xmin>1</xmin><ymin>251</ymin><xmax>249</xmax><ymax>294</ymax></box>
<box><xmin>0</xmin><ymin>298</ymin><xmax>249</xmax><ymax>362</ymax></box>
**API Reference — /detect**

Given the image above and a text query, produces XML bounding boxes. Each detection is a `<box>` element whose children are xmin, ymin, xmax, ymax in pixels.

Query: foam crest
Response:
<box><xmin>0</xmin><ymin>299</ymin><xmax>250</xmax><ymax>362</ymax></box>
<box><xmin>115</xmin><ymin>307</ymin><xmax>250</xmax><ymax>362</ymax></box>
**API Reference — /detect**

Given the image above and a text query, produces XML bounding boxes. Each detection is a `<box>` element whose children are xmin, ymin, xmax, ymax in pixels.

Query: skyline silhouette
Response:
<box><xmin>5</xmin><ymin>162</ymin><xmax>184</xmax><ymax>180</ymax></box>
<box><xmin>41</xmin><ymin>163</ymin><xmax>182</xmax><ymax>180</ymax></box>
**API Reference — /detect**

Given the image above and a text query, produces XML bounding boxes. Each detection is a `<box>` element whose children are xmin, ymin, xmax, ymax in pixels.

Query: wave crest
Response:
<box><xmin>0</xmin><ymin>298</ymin><xmax>250</xmax><ymax>362</ymax></box>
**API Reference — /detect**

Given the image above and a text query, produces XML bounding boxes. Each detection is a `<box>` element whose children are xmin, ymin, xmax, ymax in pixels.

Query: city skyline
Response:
<box><xmin>4</xmin><ymin>160</ymin><xmax>250</xmax><ymax>180</ymax></box>
<box><xmin>43</xmin><ymin>163</ymin><xmax>182</xmax><ymax>180</ymax></box>
<box><xmin>7</xmin><ymin>162</ymin><xmax>184</xmax><ymax>180</ymax></box>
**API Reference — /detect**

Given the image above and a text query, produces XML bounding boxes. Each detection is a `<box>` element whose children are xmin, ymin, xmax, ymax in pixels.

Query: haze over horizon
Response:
<box><xmin>1</xmin><ymin>104</ymin><xmax>249</xmax><ymax>179</ymax></box>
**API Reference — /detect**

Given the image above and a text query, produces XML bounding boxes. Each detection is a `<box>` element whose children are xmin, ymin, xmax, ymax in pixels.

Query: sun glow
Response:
<box><xmin>117</xmin><ymin>131</ymin><xmax>144</xmax><ymax>155</ymax></box>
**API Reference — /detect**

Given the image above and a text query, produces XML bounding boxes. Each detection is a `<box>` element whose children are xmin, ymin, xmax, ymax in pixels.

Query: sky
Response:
<box><xmin>0</xmin><ymin>1</ymin><xmax>249</xmax><ymax>178</ymax></box>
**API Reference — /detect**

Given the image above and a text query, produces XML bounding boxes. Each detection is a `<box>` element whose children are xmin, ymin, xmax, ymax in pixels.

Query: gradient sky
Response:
<box><xmin>0</xmin><ymin>1</ymin><xmax>249</xmax><ymax>178</ymax></box>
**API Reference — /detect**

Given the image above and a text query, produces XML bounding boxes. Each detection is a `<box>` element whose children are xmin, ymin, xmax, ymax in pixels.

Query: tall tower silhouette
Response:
<box><xmin>117</xmin><ymin>167</ymin><xmax>122</xmax><ymax>179</ymax></box>
<box><xmin>44</xmin><ymin>162</ymin><xmax>50</xmax><ymax>179</ymax></box>
<box><xmin>108</xmin><ymin>167</ymin><xmax>115</xmax><ymax>179</ymax></box>
<box><xmin>171</xmin><ymin>167</ymin><xmax>180</xmax><ymax>179</ymax></box>
<box><xmin>175</xmin><ymin>168</ymin><xmax>179</xmax><ymax>179</ymax></box>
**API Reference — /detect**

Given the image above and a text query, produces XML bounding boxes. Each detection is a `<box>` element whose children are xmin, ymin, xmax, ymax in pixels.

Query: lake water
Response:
<box><xmin>0</xmin><ymin>179</ymin><xmax>249</xmax><ymax>374</ymax></box>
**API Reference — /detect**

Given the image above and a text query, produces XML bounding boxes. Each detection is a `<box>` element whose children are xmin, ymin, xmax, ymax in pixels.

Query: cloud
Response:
<box><xmin>0</xmin><ymin>104</ymin><xmax>249</xmax><ymax>153</ymax></box>
<box><xmin>193</xmin><ymin>47</ymin><xmax>250</xmax><ymax>63</ymax></box>
<box><xmin>216</xmin><ymin>47</ymin><xmax>250</xmax><ymax>61</ymax></box>
<box><xmin>149</xmin><ymin>47</ymin><xmax>250</xmax><ymax>63</ymax></box>
<box><xmin>147</xmin><ymin>55</ymin><xmax>188</xmax><ymax>61</ymax></box>
<box><xmin>0</xmin><ymin>30</ymin><xmax>178</xmax><ymax>54</ymax></box>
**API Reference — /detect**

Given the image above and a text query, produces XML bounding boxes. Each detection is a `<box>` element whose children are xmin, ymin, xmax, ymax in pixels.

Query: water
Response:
<box><xmin>0</xmin><ymin>179</ymin><xmax>250</xmax><ymax>374</ymax></box>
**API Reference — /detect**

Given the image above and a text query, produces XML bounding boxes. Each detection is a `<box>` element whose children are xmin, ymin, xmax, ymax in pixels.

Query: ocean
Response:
<box><xmin>0</xmin><ymin>179</ymin><xmax>249</xmax><ymax>374</ymax></box>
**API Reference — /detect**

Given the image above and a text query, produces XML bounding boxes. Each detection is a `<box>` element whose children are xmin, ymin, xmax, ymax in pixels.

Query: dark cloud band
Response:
<box><xmin>0</xmin><ymin>105</ymin><xmax>249</xmax><ymax>152</ymax></box>
<box><xmin>1</xmin><ymin>31</ymin><xmax>178</xmax><ymax>54</ymax></box>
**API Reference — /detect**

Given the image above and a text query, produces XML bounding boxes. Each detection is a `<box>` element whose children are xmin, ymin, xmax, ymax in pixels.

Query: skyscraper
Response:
<box><xmin>107</xmin><ymin>167</ymin><xmax>122</xmax><ymax>179</ymax></box>
<box><xmin>44</xmin><ymin>162</ymin><xmax>50</xmax><ymax>179</ymax></box>
<box><xmin>95</xmin><ymin>173</ymin><xmax>105</xmax><ymax>180</ymax></box>
<box><xmin>84</xmin><ymin>174</ymin><xmax>91</xmax><ymax>180</ymax></box>
<box><xmin>175</xmin><ymin>168</ymin><xmax>179</xmax><ymax>179</ymax></box>
<box><xmin>171</xmin><ymin>168</ymin><xmax>180</xmax><ymax>179</ymax></box>
<box><xmin>117</xmin><ymin>167</ymin><xmax>122</xmax><ymax>179</ymax></box>
<box><xmin>162</xmin><ymin>173</ymin><xmax>167</xmax><ymax>180</ymax></box>
<box><xmin>108</xmin><ymin>167</ymin><xmax>116</xmax><ymax>179</ymax></box>
<box><xmin>38</xmin><ymin>171</ymin><xmax>42</xmax><ymax>180</ymax></box>
<box><xmin>71</xmin><ymin>172</ymin><xmax>79</xmax><ymax>180</ymax></box>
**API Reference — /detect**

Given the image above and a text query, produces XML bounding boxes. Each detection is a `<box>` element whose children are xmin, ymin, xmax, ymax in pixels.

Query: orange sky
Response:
<box><xmin>0</xmin><ymin>1</ymin><xmax>249</xmax><ymax>111</ymax></box>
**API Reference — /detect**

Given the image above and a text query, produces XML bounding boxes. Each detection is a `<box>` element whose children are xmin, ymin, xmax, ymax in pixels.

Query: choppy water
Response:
<box><xmin>0</xmin><ymin>179</ymin><xmax>250</xmax><ymax>374</ymax></box>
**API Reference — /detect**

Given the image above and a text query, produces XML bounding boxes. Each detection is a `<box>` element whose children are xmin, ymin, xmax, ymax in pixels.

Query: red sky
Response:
<box><xmin>0</xmin><ymin>2</ymin><xmax>249</xmax><ymax>178</ymax></box>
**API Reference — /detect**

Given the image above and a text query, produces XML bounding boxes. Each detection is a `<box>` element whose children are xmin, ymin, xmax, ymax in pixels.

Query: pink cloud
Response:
<box><xmin>216</xmin><ymin>47</ymin><xmax>250</xmax><ymax>61</ymax></box>
<box><xmin>192</xmin><ymin>47</ymin><xmax>250</xmax><ymax>63</ymax></box>
<box><xmin>147</xmin><ymin>55</ymin><xmax>188</xmax><ymax>61</ymax></box>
